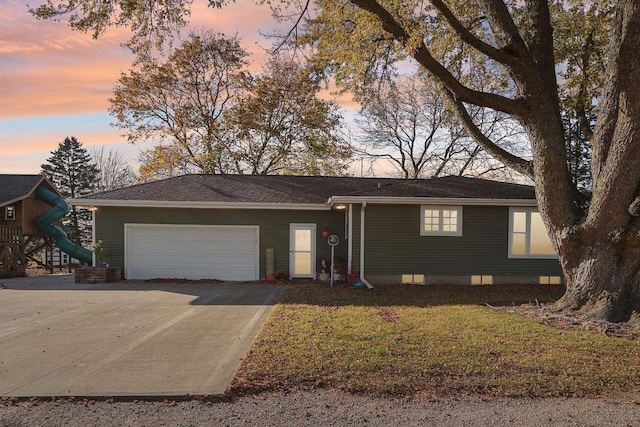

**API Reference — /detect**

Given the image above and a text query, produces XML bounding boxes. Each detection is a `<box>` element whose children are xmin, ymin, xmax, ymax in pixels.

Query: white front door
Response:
<box><xmin>289</xmin><ymin>223</ymin><xmax>316</xmax><ymax>278</ymax></box>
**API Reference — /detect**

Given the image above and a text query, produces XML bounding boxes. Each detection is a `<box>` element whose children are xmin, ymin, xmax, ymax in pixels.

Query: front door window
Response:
<box><xmin>290</xmin><ymin>224</ymin><xmax>316</xmax><ymax>278</ymax></box>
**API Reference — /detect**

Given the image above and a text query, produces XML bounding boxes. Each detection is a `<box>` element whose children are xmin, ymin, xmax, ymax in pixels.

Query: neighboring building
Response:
<box><xmin>70</xmin><ymin>174</ymin><xmax>563</xmax><ymax>285</ymax></box>
<box><xmin>51</xmin><ymin>249</ymin><xmax>77</xmax><ymax>267</ymax></box>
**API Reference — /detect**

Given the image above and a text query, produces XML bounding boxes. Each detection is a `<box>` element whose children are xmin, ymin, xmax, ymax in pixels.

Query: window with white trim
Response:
<box><xmin>509</xmin><ymin>208</ymin><xmax>557</xmax><ymax>258</ymax></box>
<box><xmin>5</xmin><ymin>206</ymin><xmax>15</xmax><ymax>221</ymax></box>
<box><xmin>420</xmin><ymin>206</ymin><xmax>462</xmax><ymax>236</ymax></box>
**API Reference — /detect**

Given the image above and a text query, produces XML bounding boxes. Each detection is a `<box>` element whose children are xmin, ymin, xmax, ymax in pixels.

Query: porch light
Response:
<box><xmin>333</xmin><ymin>204</ymin><xmax>347</xmax><ymax>210</ymax></box>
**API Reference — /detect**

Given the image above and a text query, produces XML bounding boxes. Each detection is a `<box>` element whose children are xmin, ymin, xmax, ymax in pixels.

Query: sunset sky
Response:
<box><xmin>0</xmin><ymin>0</ymin><xmax>362</xmax><ymax>176</ymax></box>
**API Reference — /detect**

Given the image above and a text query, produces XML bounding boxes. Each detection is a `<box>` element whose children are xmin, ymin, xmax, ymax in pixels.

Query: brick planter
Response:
<box><xmin>75</xmin><ymin>266</ymin><xmax>122</xmax><ymax>283</ymax></box>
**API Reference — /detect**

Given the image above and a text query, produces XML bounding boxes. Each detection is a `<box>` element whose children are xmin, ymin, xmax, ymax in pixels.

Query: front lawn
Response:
<box><xmin>230</xmin><ymin>284</ymin><xmax>640</xmax><ymax>398</ymax></box>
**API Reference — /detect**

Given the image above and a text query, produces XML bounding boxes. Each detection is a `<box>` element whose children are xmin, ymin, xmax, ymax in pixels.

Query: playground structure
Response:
<box><xmin>0</xmin><ymin>175</ymin><xmax>92</xmax><ymax>278</ymax></box>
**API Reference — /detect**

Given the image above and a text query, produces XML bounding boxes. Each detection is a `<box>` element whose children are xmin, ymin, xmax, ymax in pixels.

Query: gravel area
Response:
<box><xmin>2</xmin><ymin>390</ymin><xmax>640</xmax><ymax>426</ymax></box>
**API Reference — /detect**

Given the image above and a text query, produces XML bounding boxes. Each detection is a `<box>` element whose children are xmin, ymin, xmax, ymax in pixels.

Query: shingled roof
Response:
<box><xmin>75</xmin><ymin>174</ymin><xmax>536</xmax><ymax>206</ymax></box>
<box><xmin>0</xmin><ymin>174</ymin><xmax>48</xmax><ymax>207</ymax></box>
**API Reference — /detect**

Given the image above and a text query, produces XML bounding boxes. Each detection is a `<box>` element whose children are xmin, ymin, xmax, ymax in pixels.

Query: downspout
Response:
<box><xmin>359</xmin><ymin>202</ymin><xmax>374</xmax><ymax>289</ymax></box>
<box><xmin>347</xmin><ymin>204</ymin><xmax>353</xmax><ymax>273</ymax></box>
<box><xmin>91</xmin><ymin>208</ymin><xmax>96</xmax><ymax>267</ymax></box>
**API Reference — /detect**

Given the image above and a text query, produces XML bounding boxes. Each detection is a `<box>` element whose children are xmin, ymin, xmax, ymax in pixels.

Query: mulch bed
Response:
<box><xmin>26</xmin><ymin>267</ymin><xmax>70</xmax><ymax>277</ymax></box>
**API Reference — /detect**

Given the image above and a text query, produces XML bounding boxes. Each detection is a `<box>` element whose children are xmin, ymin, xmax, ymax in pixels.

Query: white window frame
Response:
<box><xmin>420</xmin><ymin>205</ymin><xmax>462</xmax><ymax>236</ymax></box>
<box><xmin>508</xmin><ymin>207</ymin><xmax>557</xmax><ymax>259</ymax></box>
<box><xmin>5</xmin><ymin>206</ymin><xmax>16</xmax><ymax>221</ymax></box>
<box><xmin>289</xmin><ymin>223</ymin><xmax>317</xmax><ymax>279</ymax></box>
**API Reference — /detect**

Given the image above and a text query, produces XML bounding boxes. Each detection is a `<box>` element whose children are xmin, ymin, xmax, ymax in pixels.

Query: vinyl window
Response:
<box><xmin>420</xmin><ymin>206</ymin><xmax>462</xmax><ymax>236</ymax></box>
<box><xmin>509</xmin><ymin>208</ymin><xmax>557</xmax><ymax>258</ymax></box>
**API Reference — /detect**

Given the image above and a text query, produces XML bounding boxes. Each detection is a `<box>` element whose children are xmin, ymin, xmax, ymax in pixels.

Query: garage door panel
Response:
<box><xmin>125</xmin><ymin>225</ymin><xmax>259</xmax><ymax>280</ymax></box>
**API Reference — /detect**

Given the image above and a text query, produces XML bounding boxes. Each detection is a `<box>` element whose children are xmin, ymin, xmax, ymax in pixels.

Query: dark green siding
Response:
<box><xmin>95</xmin><ymin>207</ymin><xmax>346</xmax><ymax>278</ymax></box>
<box><xmin>358</xmin><ymin>204</ymin><xmax>562</xmax><ymax>276</ymax></box>
<box><xmin>96</xmin><ymin>203</ymin><xmax>561</xmax><ymax>280</ymax></box>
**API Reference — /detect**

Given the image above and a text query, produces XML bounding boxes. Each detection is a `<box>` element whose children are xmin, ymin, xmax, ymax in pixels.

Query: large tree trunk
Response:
<box><xmin>541</xmin><ymin>0</ymin><xmax>640</xmax><ymax>323</ymax></box>
<box><xmin>555</xmin><ymin>232</ymin><xmax>640</xmax><ymax>322</ymax></box>
<box><xmin>353</xmin><ymin>0</ymin><xmax>640</xmax><ymax>322</ymax></box>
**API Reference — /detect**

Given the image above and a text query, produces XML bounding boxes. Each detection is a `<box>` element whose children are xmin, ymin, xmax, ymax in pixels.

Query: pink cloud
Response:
<box><xmin>0</xmin><ymin>127</ymin><xmax>124</xmax><ymax>156</ymax></box>
<box><xmin>0</xmin><ymin>0</ymin><xmax>359</xmax><ymax>176</ymax></box>
<box><xmin>0</xmin><ymin>1</ymin><xmax>133</xmax><ymax>118</ymax></box>
<box><xmin>0</xmin><ymin>1</ymin><xmax>360</xmax><ymax>118</ymax></box>
<box><xmin>0</xmin><ymin>1</ymin><xmax>288</xmax><ymax>120</ymax></box>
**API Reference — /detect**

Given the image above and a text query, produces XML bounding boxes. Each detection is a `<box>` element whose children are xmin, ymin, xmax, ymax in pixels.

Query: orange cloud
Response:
<box><xmin>0</xmin><ymin>126</ymin><xmax>124</xmax><ymax>156</ymax></box>
<box><xmin>0</xmin><ymin>1</ymin><xmax>287</xmax><ymax>120</ymax></box>
<box><xmin>1</xmin><ymin>1</ymin><xmax>369</xmax><ymax>175</ymax></box>
<box><xmin>1</xmin><ymin>1</ymin><xmax>133</xmax><ymax>119</ymax></box>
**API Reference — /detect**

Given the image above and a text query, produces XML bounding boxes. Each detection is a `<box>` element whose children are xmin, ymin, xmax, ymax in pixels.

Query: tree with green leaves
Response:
<box><xmin>29</xmin><ymin>1</ymin><xmax>640</xmax><ymax>322</ymax></box>
<box><xmin>40</xmin><ymin>136</ymin><xmax>99</xmax><ymax>246</ymax></box>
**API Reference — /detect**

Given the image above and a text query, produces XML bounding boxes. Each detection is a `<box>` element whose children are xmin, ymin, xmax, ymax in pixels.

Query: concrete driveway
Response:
<box><xmin>0</xmin><ymin>275</ymin><xmax>286</xmax><ymax>398</ymax></box>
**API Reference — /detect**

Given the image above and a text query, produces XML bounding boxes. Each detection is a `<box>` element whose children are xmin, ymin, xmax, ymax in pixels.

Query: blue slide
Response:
<box><xmin>34</xmin><ymin>185</ymin><xmax>93</xmax><ymax>264</ymax></box>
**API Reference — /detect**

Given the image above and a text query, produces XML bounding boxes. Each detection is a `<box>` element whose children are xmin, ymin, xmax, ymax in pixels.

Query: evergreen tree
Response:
<box><xmin>41</xmin><ymin>137</ymin><xmax>99</xmax><ymax>247</ymax></box>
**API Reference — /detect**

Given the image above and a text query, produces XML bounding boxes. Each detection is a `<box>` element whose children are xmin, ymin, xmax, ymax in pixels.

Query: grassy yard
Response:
<box><xmin>230</xmin><ymin>284</ymin><xmax>640</xmax><ymax>399</ymax></box>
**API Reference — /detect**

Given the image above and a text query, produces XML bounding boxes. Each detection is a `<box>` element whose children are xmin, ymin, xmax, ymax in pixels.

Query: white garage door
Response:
<box><xmin>125</xmin><ymin>224</ymin><xmax>259</xmax><ymax>281</ymax></box>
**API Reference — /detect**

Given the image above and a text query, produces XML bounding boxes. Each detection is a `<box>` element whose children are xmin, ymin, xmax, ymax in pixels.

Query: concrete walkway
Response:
<box><xmin>0</xmin><ymin>276</ymin><xmax>287</xmax><ymax>398</ymax></box>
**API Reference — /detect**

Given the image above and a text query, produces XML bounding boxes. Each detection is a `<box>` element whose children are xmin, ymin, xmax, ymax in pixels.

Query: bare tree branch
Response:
<box><xmin>443</xmin><ymin>88</ymin><xmax>533</xmax><ymax>178</ymax></box>
<box><xmin>350</xmin><ymin>0</ymin><xmax>528</xmax><ymax>117</ymax></box>
<box><xmin>274</xmin><ymin>0</ymin><xmax>311</xmax><ymax>52</ymax></box>
<box><xmin>476</xmin><ymin>0</ymin><xmax>530</xmax><ymax>58</ymax></box>
<box><xmin>430</xmin><ymin>0</ymin><xmax>520</xmax><ymax>66</ymax></box>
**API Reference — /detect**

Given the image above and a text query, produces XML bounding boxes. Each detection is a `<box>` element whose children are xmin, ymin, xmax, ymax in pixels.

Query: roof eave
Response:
<box><xmin>31</xmin><ymin>176</ymin><xmax>60</xmax><ymax>197</ymax></box>
<box><xmin>328</xmin><ymin>196</ymin><xmax>538</xmax><ymax>206</ymax></box>
<box><xmin>68</xmin><ymin>199</ymin><xmax>332</xmax><ymax>211</ymax></box>
<box><xmin>70</xmin><ymin>195</ymin><xmax>538</xmax><ymax>209</ymax></box>
<box><xmin>0</xmin><ymin>196</ymin><xmax>29</xmax><ymax>208</ymax></box>
<box><xmin>0</xmin><ymin>175</ymin><xmax>56</xmax><ymax>208</ymax></box>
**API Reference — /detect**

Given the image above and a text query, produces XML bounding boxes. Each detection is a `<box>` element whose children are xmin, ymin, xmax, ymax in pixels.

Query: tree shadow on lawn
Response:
<box><xmin>282</xmin><ymin>284</ymin><xmax>640</xmax><ymax>340</ymax></box>
<box><xmin>2</xmin><ymin>274</ymin><xmax>565</xmax><ymax>308</ymax></box>
<box><xmin>278</xmin><ymin>283</ymin><xmax>567</xmax><ymax>309</ymax></box>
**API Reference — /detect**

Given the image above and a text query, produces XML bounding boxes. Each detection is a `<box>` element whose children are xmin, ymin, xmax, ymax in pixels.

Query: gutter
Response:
<box><xmin>329</xmin><ymin>196</ymin><xmax>537</xmax><ymax>207</ymax></box>
<box><xmin>347</xmin><ymin>204</ymin><xmax>353</xmax><ymax>273</ymax></box>
<box><xmin>359</xmin><ymin>201</ymin><xmax>374</xmax><ymax>290</ymax></box>
<box><xmin>68</xmin><ymin>199</ymin><xmax>330</xmax><ymax>211</ymax></box>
